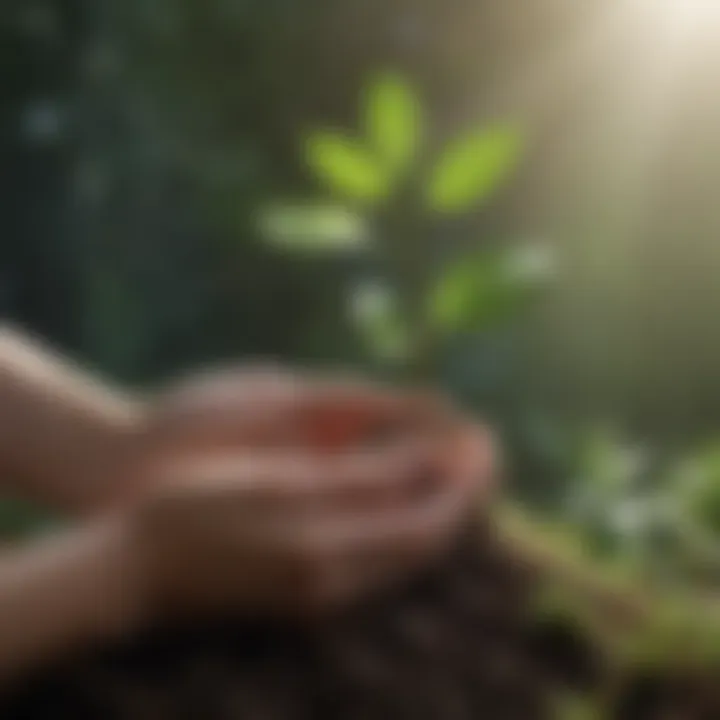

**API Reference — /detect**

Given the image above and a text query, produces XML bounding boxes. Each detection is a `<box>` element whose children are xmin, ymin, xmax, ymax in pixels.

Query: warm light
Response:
<box><xmin>635</xmin><ymin>0</ymin><xmax>720</xmax><ymax>33</ymax></box>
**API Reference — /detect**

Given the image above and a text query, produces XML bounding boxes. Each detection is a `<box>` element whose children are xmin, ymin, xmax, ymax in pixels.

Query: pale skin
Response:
<box><xmin>0</xmin><ymin>325</ymin><xmax>497</xmax><ymax>684</ymax></box>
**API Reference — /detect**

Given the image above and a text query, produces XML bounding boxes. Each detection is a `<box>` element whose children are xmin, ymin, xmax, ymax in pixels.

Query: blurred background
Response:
<box><xmin>5</xmin><ymin>0</ymin><xmax>720</xmax><ymax>589</ymax></box>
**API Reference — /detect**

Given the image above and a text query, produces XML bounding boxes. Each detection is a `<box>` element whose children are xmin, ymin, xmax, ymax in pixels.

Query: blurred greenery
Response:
<box><xmin>262</xmin><ymin>71</ymin><xmax>539</xmax><ymax>382</ymax></box>
<box><xmin>428</xmin><ymin>244</ymin><xmax>554</xmax><ymax>335</ymax></box>
<box><xmin>3</xmin><ymin>0</ymin><xmax>720</xmax><ymax>604</ymax></box>
<box><xmin>365</xmin><ymin>73</ymin><xmax>421</xmax><ymax>177</ymax></box>
<box><xmin>259</xmin><ymin>205</ymin><xmax>368</xmax><ymax>252</ymax></box>
<box><xmin>426</xmin><ymin>123</ymin><xmax>524</xmax><ymax>213</ymax></box>
<box><xmin>305</xmin><ymin>133</ymin><xmax>390</xmax><ymax>205</ymax></box>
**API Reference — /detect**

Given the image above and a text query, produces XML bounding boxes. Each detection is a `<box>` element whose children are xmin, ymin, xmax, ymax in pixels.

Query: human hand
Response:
<box><xmin>112</xmin><ymin>367</ymin><xmax>452</xmax><ymax>499</ymax></box>
<box><xmin>113</xmin><ymin>369</ymin><xmax>497</xmax><ymax>621</ymax></box>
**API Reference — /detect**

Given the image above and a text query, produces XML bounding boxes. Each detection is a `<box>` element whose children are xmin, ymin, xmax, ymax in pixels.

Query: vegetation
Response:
<box><xmin>260</xmin><ymin>71</ymin><xmax>549</xmax><ymax>377</ymax></box>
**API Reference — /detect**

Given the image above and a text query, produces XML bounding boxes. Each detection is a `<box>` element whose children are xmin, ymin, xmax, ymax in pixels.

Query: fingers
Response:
<box><xmin>292</xmin><ymin>375</ymin><xmax>454</xmax><ymax>450</ymax></box>
<box><xmin>287</xmin><ymin>423</ymin><xmax>499</xmax><ymax>610</ymax></box>
<box><xmin>441</xmin><ymin>422</ymin><xmax>500</xmax><ymax>503</ymax></box>
<box><xmin>152</xmin><ymin>368</ymin><xmax>453</xmax><ymax>457</ymax></box>
<box><xmin>151</xmin><ymin>413</ymin><xmax>498</xmax><ymax>530</ymax></box>
<box><xmin>152</xmin><ymin>441</ymin><xmax>436</xmax><ymax>515</ymax></box>
<box><xmin>306</xmin><ymin>472</ymin><xmax>471</xmax><ymax>560</ymax></box>
<box><xmin>148</xmin><ymin>367</ymin><xmax>307</xmax><ymax>451</ymax></box>
<box><xmin>277</xmin><ymin>485</ymin><xmax>473</xmax><ymax>614</ymax></box>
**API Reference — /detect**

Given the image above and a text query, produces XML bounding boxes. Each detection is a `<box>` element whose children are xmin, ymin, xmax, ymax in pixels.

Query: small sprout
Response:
<box><xmin>264</xmin><ymin>69</ymin><xmax>533</xmax><ymax>374</ymax></box>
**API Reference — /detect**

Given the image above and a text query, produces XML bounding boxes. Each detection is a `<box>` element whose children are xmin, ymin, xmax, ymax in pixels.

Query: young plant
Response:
<box><xmin>259</xmin><ymin>71</ymin><xmax>553</xmax><ymax>377</ymax></box>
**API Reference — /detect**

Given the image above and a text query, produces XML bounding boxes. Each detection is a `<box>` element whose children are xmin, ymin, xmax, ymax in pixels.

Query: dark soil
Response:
<box><xmin>1</xmin><ymin>522</ymin><xmax>718</xmax><ymax>719</ymax></box>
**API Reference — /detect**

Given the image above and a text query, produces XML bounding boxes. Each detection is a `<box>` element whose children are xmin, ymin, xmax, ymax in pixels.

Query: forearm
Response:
<box><xmin>0</xmin><ymin>325</ymin><xmax>145</xmax><ymax>514</ymax></box>
<box><xmin>0</xmin><ymin>519</ymin><xmax>142</xmax><ymax>685</ymax></box>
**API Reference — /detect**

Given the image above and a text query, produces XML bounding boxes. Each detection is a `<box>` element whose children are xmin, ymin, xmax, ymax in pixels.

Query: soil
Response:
<box><xmin>1</xmin><ymin>522</ymin><xmax>719</xmax><ymax>720</ymax></box>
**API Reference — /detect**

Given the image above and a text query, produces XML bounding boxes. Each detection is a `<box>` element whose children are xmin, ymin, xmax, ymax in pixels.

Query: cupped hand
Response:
<box><xmin>115</xmin><ymin>368</ymin><xmax>498</xmax><ymax>622</ymax></box>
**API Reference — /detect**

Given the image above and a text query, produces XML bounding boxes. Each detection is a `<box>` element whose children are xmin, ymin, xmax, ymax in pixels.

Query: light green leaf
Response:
<box><xmin>365</xmin><ymin>72</ymin><xmax>422</xmax><ymax>175</ymax></box>
<box><xmin>305</xmin><ymin>132</ymin><xmax>390</xmax><ymax>204</ymax></box>
<box><xmin>427</xmin><ymin>123</ymin><xmax>524</xmax><ymax>213</ymax></box>
<box><xmin>428</xmin><ymin>244</ymin><xmax>553</xmax><ymax>333</ymax></box>
<box><xmin>257</xmin><ymin>205</ymin><xmax>369</xmax><ymax>253</ymax></box>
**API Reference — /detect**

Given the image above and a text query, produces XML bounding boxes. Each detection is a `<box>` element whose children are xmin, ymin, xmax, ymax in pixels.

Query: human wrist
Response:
<box><xmin>87</xmin><ymin>514</ymin><xmax>150</xmax><ymax>642</ymax></box>
<box><xmin>72</xmin><ymin>399</ymin><xmax>150</xmax><ymax>515</ymax></box>
<box><xmin>47</xmin><ymin>515</ymin><xmax>150</xmax><ymax>650</ymax></box>
<box><xmin>0</xmin><ymin>516</ymin><xmax>148</xmax><ymax>684</ymax></box>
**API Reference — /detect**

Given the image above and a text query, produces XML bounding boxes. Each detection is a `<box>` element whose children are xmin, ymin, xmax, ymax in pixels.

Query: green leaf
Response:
<box><xmin>365</xmin><ymin>72</ymin><xmax>422</xmax><ymax>175</ymax></box>
<box><xmin>257</xmin><ymin>204</ymin><xmax>369</xmax><ymax>253</ymax></box>
<box><xmin>426</xmin><ymin>123</ymin><xmax>524</xmax><ymax>213</ymax></box>
<box><xmin>428</xmin><ymin>244</ymin><xmax>553</xmax><ymax>333</ymax></box>
<box><xmin>305</xmin><ymin>132</ymin><xmax>390</xmax><ymax>204</ymax></box>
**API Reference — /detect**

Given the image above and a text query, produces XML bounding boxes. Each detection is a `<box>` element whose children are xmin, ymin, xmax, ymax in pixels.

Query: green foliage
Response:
<box><xmin>673</xmin><ymin>444</ymin><xmax>720</xmax><ymax>531</ymax></box>
<box><xmin>429</xmin><ymin>253</ymin><xmax>512</xmax><ymax>333</ymax></box>
<box><xmin>562</xmin><ymin>427</ymin><xmax>720</xmax><ymax>586</ymax></box>
<box><xmin>305</xmin><ymin>133</ymin><xmax>390</xmax><ymax>204</ymax></box>
<box><xmin>564</xmin><ymin>429</ymin><xmax>668</xmax><ymax>566</ymax></box>
<box><xmin>304</xmin><ymin>72</ymin><xmax>423</xmax><ymax>206</ymax></box>
<box><xmin>261</xmin><ymin>70</ymin><xmax>531</xmax><ymax>374</ymax></box>
<box><xmin>576</xmin><ymin>430</ymin><xmax>648</xmax><ymax>500</ymax></box>
<box><xmin>428</xmin><ymin>244</ymin><xmax>554</xmax><ymax>334</ymax></box>
<box><xmin>364</xmin><ymin>73</ymin><xmax>421</xmax><ymax>177</ymax></box>
<box><xmin>303</xmin><ymin>73</ymin><xmax>523</xmax><ymax>217</ymax></box>
<box><xmin>426</xmin><ymin>123</ymin><xmax>524</xmax><ymax>213</ymax></box>
<box><xmin>258</xmin><ymin>204</ymin><xmax>369</xmax><ymax>252</ymax></box>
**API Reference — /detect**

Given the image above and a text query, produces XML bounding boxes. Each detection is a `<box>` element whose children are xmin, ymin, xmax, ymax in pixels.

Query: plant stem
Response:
<box><xmin>379</xmin><ymin>206</ymin><xmax>440</xmax><ymax>383</ymax></box>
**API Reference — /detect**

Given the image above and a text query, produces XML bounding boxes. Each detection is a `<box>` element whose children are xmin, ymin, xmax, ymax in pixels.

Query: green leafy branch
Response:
<box><xmin>259</xmin><ymin>72</ymin><xmax>553</xmax><ymax>375</ymax></box>
<box><xmin>303</xmin><ymin>72</ymin><xmax>523</xmax><ymax>213</ymax></box>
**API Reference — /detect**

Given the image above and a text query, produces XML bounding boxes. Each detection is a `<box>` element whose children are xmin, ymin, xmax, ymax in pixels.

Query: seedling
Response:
<box><xmin>259</xmin><ymin>71</ymin><xmax>553</xmax><ymax>376</ymax></box>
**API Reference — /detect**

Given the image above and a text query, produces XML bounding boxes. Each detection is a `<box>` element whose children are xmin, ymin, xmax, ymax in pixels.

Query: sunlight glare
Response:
<box><xmin>637</xmin><ymin>0</ymin><xmax>720</xmax><ymax>33</ymax></box>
